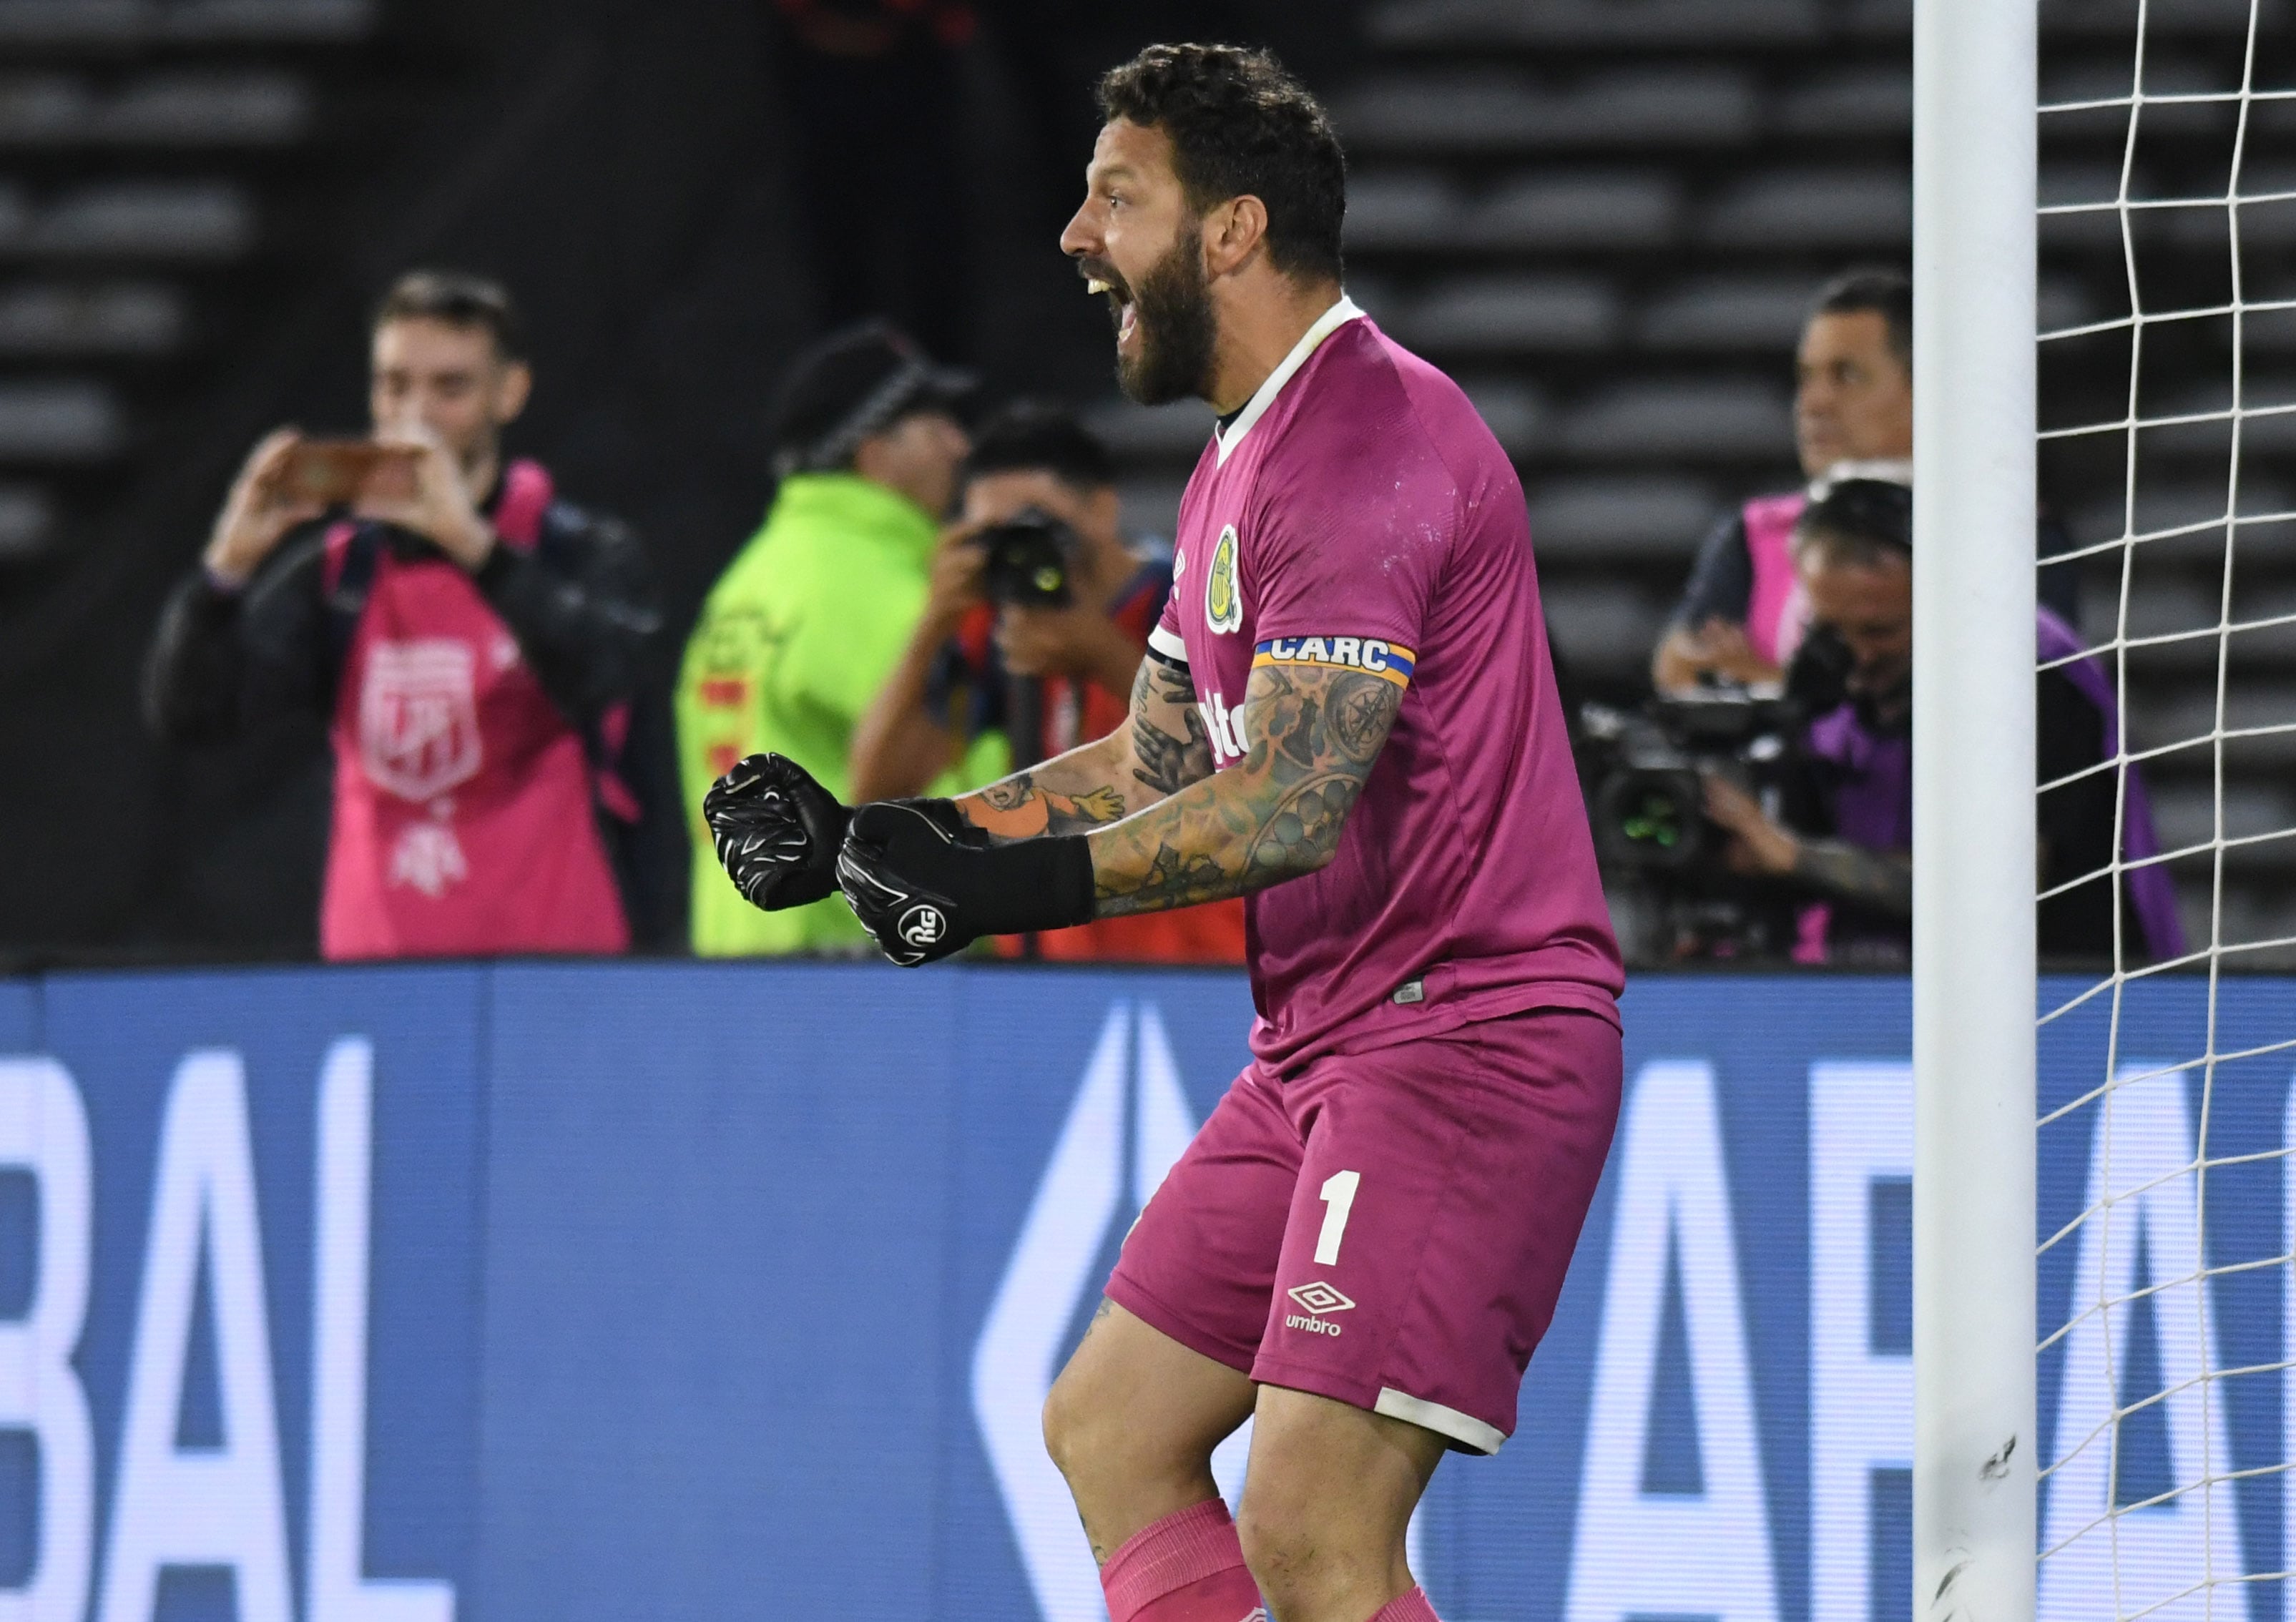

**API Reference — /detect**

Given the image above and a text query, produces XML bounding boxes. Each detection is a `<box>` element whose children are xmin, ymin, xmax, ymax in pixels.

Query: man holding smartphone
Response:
<box><xmin>144</xmin><ymin>269</ymin><xmax>659</xmax><ymax>960</ymax></box>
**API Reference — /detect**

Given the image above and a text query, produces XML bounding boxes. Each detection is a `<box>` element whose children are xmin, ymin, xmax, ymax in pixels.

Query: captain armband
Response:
<box><xmin>1250</xmin><ymin>636</ymin><xmax>1416</xmax><ymax>689</ymax></box>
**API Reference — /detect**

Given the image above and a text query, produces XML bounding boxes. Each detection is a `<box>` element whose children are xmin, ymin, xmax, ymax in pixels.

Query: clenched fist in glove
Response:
<box><xmin>835</xmin><ymin>800</ymin><xmax>1097</xmax><ymax>965</ymax></box>
<box><xmin>702</xmin><ymin>753</ymin><xmax>853</xmax><ymax>912</ymax></box>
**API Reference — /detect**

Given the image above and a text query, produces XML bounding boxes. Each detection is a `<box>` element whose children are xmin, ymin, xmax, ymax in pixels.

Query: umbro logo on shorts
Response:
<box><xmin>1284</xmin><ymin>1280</ymin><xmax>1354</xmax><ymax>1337</ymax></box>
<box><xmin>1287</xmin><ymin>1280</ymin><xmax>1354</xmax><ymax>1314</ymax></box>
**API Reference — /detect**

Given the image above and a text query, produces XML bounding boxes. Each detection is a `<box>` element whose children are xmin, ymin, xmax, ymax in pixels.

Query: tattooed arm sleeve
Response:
<box><xmin>1789</xmin><ymin>839</ymin><xmax>1913</xmax><ymax>918</ymax></box>
<box><xmin>948</xmin><ymin>652</ymin><xmax>1215</xmax><ymax>842</ymax></box>
<box><xmin>1086</xmin><ymin>660</ymin><xmax>1401</xmax><ymax>918</ymax></box>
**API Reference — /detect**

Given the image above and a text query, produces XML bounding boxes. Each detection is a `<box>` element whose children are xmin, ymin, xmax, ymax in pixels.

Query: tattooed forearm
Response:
<box><xmin>1790</xmin><ymin>840</ymin><xmax>1913</xmax><ymax>918</ymax></box>
<box><xmin>962</xmin><ymin>772</ymin><xmax>1129</xmax><ymax>840</ymax></box>
<box><xmin>1088</xmin><ymin>664</ymin><xmax>1401</xmax><ymax>917</ymax></box>
<box><xmin>1129</xmin><ymin>657</ymin><xmax>1215</xmax><ymax>797</ymax></box>
<box><xmin>1103</xmin><ymin>840</ymin><xmax>1240</xmax><ymax>912</ymax></box>
<box><xmin>947</xmin><ymin>655</ymin><xmax>1213</xmax><ymax>844</ymax></box>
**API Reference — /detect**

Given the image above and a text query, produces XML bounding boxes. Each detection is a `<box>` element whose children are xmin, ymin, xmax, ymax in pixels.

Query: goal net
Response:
<box><xmin>1922</xmin><ymin>0</ymin><xmax>2296</xmax><ymax>1618</ymax></box>
<box><xmin>2033</xmin><ymin>1</ymin><xmax>2296</xmax><ymax>1616</ymax></box>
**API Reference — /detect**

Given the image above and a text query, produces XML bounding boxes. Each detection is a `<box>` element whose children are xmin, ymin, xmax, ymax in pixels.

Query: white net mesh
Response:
<box><xmin>2035</xmin><ymin>1</ymin><xmax>2296</xmax><ymax>1616</ymax></box>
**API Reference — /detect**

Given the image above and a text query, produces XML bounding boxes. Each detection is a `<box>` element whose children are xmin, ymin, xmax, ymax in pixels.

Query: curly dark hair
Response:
<box><xmin>1097</xmin><ymin>43</ymin><xmax>1346</xmax><ymax>285</ymax></box>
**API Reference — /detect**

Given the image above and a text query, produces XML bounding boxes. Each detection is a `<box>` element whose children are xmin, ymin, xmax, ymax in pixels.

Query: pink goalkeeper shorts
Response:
<box><xmin>1104</xmin><ymin>1005</ymin><xmax>1622</xmax><ymax>1453</ymax></box>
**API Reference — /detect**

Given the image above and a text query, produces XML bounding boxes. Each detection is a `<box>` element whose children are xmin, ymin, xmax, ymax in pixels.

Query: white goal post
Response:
<box><xmin>1912</xmin><ymin>1</ymin><xmax>2041</xmax><ymax>1619</ymax></box>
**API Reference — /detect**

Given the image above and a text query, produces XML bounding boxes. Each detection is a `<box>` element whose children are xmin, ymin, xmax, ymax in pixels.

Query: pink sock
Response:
<box><xmin>1370</xmin><ymin>1587</ymin><xmax>1442</xmax><ymax>1622</ymax></box>
<box><xmin>1100</xmin><ymin>1499</ymin><xmax>1265</xmax><ymax>1622</ymax></box>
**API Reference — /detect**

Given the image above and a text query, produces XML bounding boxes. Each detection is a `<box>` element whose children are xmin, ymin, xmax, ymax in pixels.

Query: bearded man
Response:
<box><xmin>705</xmin><ymin>45</ymin><xmax>1623</xmax><ymax>1622</ymax></box>
<box><xmin>145</xmin><ymin>270</ymin><xmax>656</xmax><ymax>959</ymax></box>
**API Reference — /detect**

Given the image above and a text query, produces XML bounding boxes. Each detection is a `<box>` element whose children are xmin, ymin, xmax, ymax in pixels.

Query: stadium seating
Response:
<box><xmin>0</xmin><ymin>0</ymin><xmax>375</xmax><ymax>561</ymax></box>
<box><xmin>1</xmin><ymin>0</ymin><xmax>2284</xmax><ymax>963</ymax></box>
<box><xmin>1091</xmin><ymin>0</ymin><xmax>2296</xmax><ymax>958</ymax></box>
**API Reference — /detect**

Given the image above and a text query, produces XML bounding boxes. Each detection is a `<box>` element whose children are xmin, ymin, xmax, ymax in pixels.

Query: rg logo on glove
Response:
<box><xmin>898</xmin><ymin>904</ymin><xmax>947</xmax><ymax>948</ymax></box>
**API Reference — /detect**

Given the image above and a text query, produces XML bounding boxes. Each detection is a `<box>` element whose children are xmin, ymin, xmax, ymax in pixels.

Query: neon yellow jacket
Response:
<box><xmin>677</xmin><ymin>473</ymin><xmax>972</xmax><ymax>955</ymax></box>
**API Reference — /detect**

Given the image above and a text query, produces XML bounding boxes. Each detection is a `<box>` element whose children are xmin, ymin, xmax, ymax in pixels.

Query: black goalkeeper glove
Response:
<box><xmin>835</xmin><ymin>800</ymin><xmax>1097</xmax><ymax>966</ymax></box>
<box><xmin>702</xmin><ymin>753</ymin><xmax>852</xmax><ymax>912</ymax></box>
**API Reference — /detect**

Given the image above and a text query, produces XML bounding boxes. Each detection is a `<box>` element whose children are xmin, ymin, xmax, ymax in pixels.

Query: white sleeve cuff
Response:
<box><xmin>1147</xmin><ymin>624</ymin><xmax>1190</xmax><ymax>665</ymax></box>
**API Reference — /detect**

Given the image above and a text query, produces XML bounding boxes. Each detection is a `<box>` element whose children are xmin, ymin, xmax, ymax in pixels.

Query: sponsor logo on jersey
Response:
<box><xmin>388</xmin><ymin>818</ymin><xmax>468</xmax><ymax>898</ymax></box>
<box><xmin>1205</xmin><ymin>524</ymin><xmax>1242</xmax><ymax>634</ymax></box>
<box><xmin>1198</xmin><ymin>690</ymin><xmax>1249</xmax><ymax>766</ymax></box>
<box><xmin>1252</xmin><ymin>636</ymin><xmax>1416</xmax><ymax>689</ymax></box>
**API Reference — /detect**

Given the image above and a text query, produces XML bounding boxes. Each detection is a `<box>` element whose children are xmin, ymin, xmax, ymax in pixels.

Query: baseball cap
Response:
<box><xmin>771</xmin><ymin>320</ymin><xmax>977</xmax><ymax>477</ymax></box>
<box><xmin>1800</xmin><ymin>477</ymin><xmax>1912</xmax><ymax>553</ymax></box>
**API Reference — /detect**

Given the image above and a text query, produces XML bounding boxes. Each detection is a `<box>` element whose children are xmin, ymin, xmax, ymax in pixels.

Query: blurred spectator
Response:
<box><xmin>1699</xmin><ymin>480</ymin><xmax>2183</xmax><ymax>965</ymax></box>
<box><xmin>849</xmin><ymin>400</ymin><xmax>1247</xmax><ymax>963</ymax></box>
<box><xmin>1651</xmin><ymin>269</ymin><xmax>2079</xmax><ymax>696</ymax></box>
<box><xmin>678</xmin><ymin>320</ymin><xmax>973</xmax><ymax>955</ymax></box>
<box><xmin>773</xmin><ymin>0</ymin><xmax>975</xmax><ymax>359</ymax></box>
<box><xmin>144</xmin><ymin>270</ymin><xmax>657</xmax><ymax>962</ymax></box>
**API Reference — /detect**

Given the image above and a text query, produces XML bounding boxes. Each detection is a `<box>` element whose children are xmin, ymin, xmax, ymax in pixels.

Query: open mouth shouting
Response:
<box><xmin>1081</xmin><ymin>238</ymin><xmax>1215</xmax><ymax>406</ymax></box>
<box><xmin>1081</xmin><ymin>261</ymin><xmax>1139</xmax><ymax>351</ymax></box>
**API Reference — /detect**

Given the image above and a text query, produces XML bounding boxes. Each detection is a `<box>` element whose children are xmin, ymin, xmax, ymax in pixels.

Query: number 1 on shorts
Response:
<box><xmin>1314</xmin><ymin>1169</ymin><xmax>1360</xmax><ymax>1266</ymax></box>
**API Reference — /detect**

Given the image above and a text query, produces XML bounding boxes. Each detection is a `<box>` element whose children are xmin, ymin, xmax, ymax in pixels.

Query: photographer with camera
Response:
<box><xmin>143</xmin><ymin>270</ymin><xmax>658</xmax><ymax>961</ymax></box>
<box><xmin>848</xmin><ymin>400</ymin><xmax>1245</xmax><ymax>962</ymax></box>
<box><xmin>1650</xmin><ymin>270</ymin><xmax>2081</xmax><ymax>696</ymax></box>
<box><xmin>1694</xmin><ymin>478</ymin><xmax>2184</xmax><ymax>965</ymax></box>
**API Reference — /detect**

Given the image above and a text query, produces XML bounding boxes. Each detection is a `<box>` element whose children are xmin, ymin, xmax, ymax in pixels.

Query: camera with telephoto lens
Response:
<box><xmin>1576</xmin><ymin>631</ymin><xmax>1850</xmax><ymax>961</ymax></box>
<box><xmin>976</xmin><ymin>508</ymin><xmax>1077</xmax><ymax>608</ymax></box>
<box><xmin>1581</xmin><ymin>691</ymin><xmax>1798</xmax><ymax>872</ymax></box>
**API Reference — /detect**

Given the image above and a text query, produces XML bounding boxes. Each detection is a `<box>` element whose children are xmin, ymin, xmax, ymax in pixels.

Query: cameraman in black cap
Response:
<box><xmin>847</xmin><ymin>401</ymin><xmax>1245</xmax><ymax>962</ymax></box>
<box><xmin>677</xmin><ymin>319</ymin><xmax>973</xmax><ymax>955</ymax></box>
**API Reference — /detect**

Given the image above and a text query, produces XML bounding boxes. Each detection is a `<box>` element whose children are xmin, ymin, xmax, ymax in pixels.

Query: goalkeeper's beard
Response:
<box><xmin>1112</xmin><ymin>234</ymin><xmax>1219</xmax><ymax>408</ymax></box>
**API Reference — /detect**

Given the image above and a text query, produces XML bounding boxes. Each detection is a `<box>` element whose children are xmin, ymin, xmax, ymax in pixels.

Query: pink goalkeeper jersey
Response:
<box><xmin>1151</xmin><ymin>300</ymin><xmax>1623</xmax><ymax>1075</ymax></box>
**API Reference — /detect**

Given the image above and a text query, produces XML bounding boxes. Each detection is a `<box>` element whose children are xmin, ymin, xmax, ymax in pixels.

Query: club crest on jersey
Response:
<box><xmin>1205</xmin><ymin>524</ymin><xmax>1242</xmax><ymax>634</ymax></box>
<box><xmin>360</xmin><ymin>637</ymin><xmax>483</xmax><ymax>801</ymax></box>
<box><xmin>1252</xmin><ymin>635</ymin><xmax>1416</xmax><ymax>689</ymax></box>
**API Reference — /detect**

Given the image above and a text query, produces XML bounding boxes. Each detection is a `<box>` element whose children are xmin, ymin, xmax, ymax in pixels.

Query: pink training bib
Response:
<box><xmin>318</xmin><ymin>461</ymin><xmax>629</xmax><ymax>960</ymax></box>
<box><xmin>1741</xmin><ymin>490</ymin><xmax>1810</xmax><ymax>669</ymax></box>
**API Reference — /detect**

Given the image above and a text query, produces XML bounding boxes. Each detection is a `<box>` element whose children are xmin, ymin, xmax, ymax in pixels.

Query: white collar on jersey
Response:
<box><xmin>1212</xmin><ymin>294</ymin><xmax>1365</xmax><ymax>466</ymax></box>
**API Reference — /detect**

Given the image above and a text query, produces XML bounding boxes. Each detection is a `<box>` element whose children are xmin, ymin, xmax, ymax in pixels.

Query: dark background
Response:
<box><xmin>0</xmin><ymin>0</ymin><xmax>1363</xmax><ymax>965</ymax></box>
<box><xmin>2</xmin><ymin>0</ymin><xmax>2287</xmax><ymax>967</ymax></box>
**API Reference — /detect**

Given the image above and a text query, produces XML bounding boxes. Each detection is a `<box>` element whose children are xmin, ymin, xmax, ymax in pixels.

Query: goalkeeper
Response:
<box><xmin>705</xmin><ymin>44</ymin><xmax>1622</xmax><ymax>1622</ymax></box>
